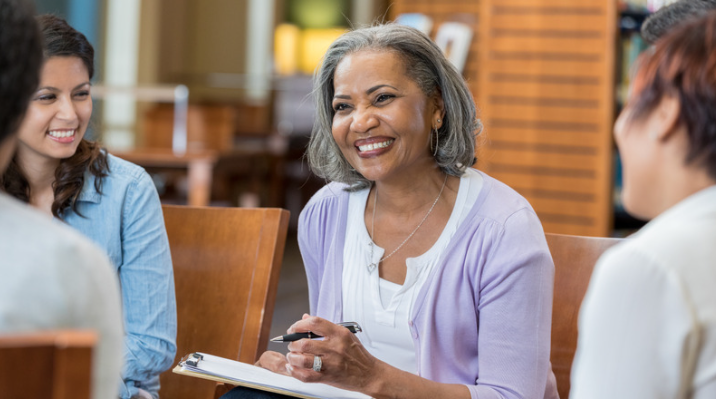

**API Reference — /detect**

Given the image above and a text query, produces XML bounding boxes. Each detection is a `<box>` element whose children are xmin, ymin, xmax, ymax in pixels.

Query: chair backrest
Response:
<box><xmin>0</xmin><ymin>330</ymin><xmax>97</xmax><ymax>399</ymax></box>
<box><xmin>545</xmin><ymin>233</ymin><xmax>622</xmax><ymax>399</ymax></box>
<box><xmin>141</xmin><ymin>104</ymin><xmax>239</xmax><ymax>152</ymax></box>
<box><xmin>159</xmin><ymin>205</ymin><xmax>289</xmax><ymax>399</ymax></box>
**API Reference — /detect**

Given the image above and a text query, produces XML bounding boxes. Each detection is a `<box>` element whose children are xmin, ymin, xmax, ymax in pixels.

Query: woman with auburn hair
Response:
<box><xmin>571</xmin><ymin>11</ymin><xmax>716</xmax><ymax>399</ymax></box>
<box><xmin>0</xmin><ymin>15</ymin><xmax>176</xmax><ymax>399</ymax></box>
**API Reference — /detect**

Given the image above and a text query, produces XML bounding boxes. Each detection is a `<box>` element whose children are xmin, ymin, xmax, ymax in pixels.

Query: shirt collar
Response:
<box><xmin>641</xmin><ymin>184</ymin><xmax>716</xmax><ymax>232</ymax></box>
<box><xmin>76</xmin><ymin>170</ymin><xmax>102</xmax><ymax>203</ymax></box>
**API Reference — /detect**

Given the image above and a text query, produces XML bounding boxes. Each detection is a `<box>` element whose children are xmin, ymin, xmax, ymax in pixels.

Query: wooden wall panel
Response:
<box><xmin>390</xmin><ymin>0</ymin><xmax>615</xmax><ymax>237</ymax></box>
<box><xmin>388</xmin><ymin>0</ymin><xmax>480</xmax><ymax>100</ymax></box>
<box><xmin>479</xmin><ymin>0</ymin><xmax>616</xmax><ymax>237</ymax></box>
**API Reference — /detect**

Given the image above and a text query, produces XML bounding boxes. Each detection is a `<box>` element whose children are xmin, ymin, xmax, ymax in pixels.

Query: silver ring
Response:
<box><xmin>312</xmin><ymin>356</ymin><xmax>322</xmax><ymax>372</ymax></box>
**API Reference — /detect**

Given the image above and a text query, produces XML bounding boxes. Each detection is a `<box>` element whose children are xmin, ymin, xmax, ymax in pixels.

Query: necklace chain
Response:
<box><xmin>368</xmin><ymin>173</ymin><xmax>448</xmax><ymax>272</ymax></box>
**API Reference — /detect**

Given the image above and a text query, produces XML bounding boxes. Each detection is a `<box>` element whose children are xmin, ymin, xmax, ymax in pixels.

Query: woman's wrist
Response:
<box><xmin>359</xmin><ymin>361</ymin><xmax>471</xmax><ymax>399</ymax></box>
<box><xmin>361</xmin><ymin>360</ymin><xmax>394</xmax><ymax>399</ymax></box>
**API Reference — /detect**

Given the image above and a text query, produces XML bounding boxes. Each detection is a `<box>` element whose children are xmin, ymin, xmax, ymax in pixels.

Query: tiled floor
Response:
<box><xmin>267</xmin><ymin>233</ymin><xmax>310</xmax><ymax>355</ymax></box>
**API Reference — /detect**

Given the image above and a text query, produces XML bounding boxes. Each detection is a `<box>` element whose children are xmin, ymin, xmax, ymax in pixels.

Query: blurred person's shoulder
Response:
<box><xmin>594</xmin><ymin>186</ymin><xmax>716</xmax><ymax>315</ymax></box>
<box><xmin>0</xmin><ymin>193</ymin><xmax>119</xmax><ymax>313</ymax></box>
<box><xmin>0</xmin><ymin>193</ymin><xmax>109</xmax><ymax>269</ymax></box>
<box><xmin>615</xmin><ymin>185</ymin><xmax>716</xmax><ymax>271</ymax></box>
<box><xmin>0</xmin><ymin>193</ymin><xmax>124</xmax><ymax>399</ymax></box>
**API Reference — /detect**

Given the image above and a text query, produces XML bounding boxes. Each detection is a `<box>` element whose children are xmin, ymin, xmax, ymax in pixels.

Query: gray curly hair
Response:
<box><xmin>306</xmin><ymin>23</ymin><xmax>481</xmax><ymax>190</ymax></box>
<box><xmin>641</xmin><ymin>0</ymin><xmax>716</xmax><ymax>44</ymax></box>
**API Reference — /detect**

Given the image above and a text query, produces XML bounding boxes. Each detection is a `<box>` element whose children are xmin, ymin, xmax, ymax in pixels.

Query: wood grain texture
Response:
<box><xmin>546</xmin><ymin>233</ymin><xmax>621</xmax><ymax>398</ymax></box>
<box><xmin>159</xmin><ymin>206</ymin><xmax>289</xmax><ymax>399</ymax></box>
<box><xmin>479</xmin><ymin>0</ymin><xmax>616</xmax><ymax>237</ymax></box>
<box><xmin>0</xmin><ymin>330</ymin><xmax>96</xmax><ymax>399</ymax></box>
<box><xmin>389</xmin><ymin>0</ymin><xmax>480</xmax><ymax>98</ymax></box>
<box><xmin>141</xmin><ymin>104</ymin><xmax>238</xmax><ymax>152</ymax></box>
<box><xmin>391</xmin><ymin>0</ymin><xmax>615</xmax><ymax>236</ymax></box>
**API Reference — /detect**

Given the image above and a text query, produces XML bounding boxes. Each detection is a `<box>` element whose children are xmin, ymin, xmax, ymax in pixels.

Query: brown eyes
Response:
<box><xmin>34</xmin><ymin>91</ymin><xmax>90</xmax><ymax>102</ymax></box>
<box><xmin>333</xmin><ymin>93</ymin><xmax>395</xmax><ymax>113</ymax></box>
<box><xmin>375</xmin><ymin>94</ymin><xmax>394</xmax><ymax>103</ymax></box>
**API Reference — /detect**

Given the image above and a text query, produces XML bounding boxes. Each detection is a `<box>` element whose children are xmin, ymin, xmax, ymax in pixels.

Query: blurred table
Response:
<box><xmin>112</xmin><ymin>149</ymin><xmax>219</xmax><ymax>207</ymax></box>
<box><xmin>112</xmin><ymin>138</ymin><xmax>288</xmax><ymax>208</ymax></box>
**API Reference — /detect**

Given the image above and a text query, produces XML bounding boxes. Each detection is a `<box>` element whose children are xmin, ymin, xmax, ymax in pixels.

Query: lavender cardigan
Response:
<box><xmin>298</xmin><ymin>170</ymin><xmax>559</xmax><ymax>399</ymax></box>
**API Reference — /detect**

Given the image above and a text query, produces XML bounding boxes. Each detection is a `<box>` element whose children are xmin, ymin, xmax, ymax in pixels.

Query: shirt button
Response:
<box><xmin>409</xmin><ymin>321</ymin><xmax>414</xmax><ymax>327</ymax></box>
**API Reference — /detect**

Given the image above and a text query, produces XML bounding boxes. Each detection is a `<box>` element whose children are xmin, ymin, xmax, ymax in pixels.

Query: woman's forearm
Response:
<box><xmin>363</xmin><ymin>361</ymin><xmax>471</xmax><ymax>399</ymax></box>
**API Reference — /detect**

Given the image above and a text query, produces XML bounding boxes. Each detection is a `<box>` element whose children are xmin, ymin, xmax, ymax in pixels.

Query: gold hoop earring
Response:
<box><xmin>432</xmin><ymin>127</ymin><xmax>439</xmax><ymax>157</ymax></box>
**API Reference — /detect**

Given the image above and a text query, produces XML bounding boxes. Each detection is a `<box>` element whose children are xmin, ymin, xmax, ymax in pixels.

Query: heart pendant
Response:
<box><xmin>368</xmin><ymin>262</ymin><xmax>377</xmax><ymax>273</ymax></box>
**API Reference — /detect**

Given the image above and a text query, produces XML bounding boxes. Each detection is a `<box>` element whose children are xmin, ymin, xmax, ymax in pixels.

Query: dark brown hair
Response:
<box><xmin>0</xmin><ymin>14</ymin><xmax>108</xmax><ymax>217</ymax></box>
<box><xmin>0</xmin><ymin>0</ymin><xmax>43</xmax><ymax>143</ymax></box>
<box><xmin>629</xmin><ymin>10</ymin><xmax>716</xmax><ymax>180</ymax></box>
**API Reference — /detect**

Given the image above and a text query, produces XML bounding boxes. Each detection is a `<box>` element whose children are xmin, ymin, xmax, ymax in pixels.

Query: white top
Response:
<box><xmin>571</xmin><ymin>185</ymin><xmax>716</xmax><ymax>399</ymax></box>
<box><xmin>0</xmin><ymin>193</ymin><xmax>124</xmax><ymax>399</ymax></box>
<box><xmin>342</xmin><ymin>169</ymin><xmax>482</xmax><ymax>373</ymax></box>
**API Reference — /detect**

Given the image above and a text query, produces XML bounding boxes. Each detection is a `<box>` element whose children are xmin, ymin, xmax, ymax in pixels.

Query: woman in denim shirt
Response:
<box><xmin>0</xmin><ymin>15</ymin><xmax>177</xmax><ymax>399</ymax></box>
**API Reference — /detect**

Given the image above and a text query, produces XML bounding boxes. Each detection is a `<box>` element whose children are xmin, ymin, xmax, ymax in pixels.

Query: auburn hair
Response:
<box><xmin>629</xmin><ymin>10</ymin><xmax>716</xmax><ymax>180</ymax></box>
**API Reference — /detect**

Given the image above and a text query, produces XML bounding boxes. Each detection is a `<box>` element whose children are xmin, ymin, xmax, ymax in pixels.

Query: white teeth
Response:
<box><xmin>358</xmin><ymin>139</ymin><xmax>393</xmax><ymax>152</ymax></box>
<box><xmin>48</xmin><ymin>130</ymin><xmax>76</xmax><ymax>138</ymax></box>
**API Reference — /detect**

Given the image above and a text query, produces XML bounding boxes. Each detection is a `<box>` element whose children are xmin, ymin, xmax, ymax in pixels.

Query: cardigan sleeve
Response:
<box><xmin>469</xmin><ymin>207</ymin><xmax>555</xmax><ymax>399</ymax></box>
<box><xmin>298</xmin><ymin>184</ymin><xmax>349</xmax><ymax>320</ymax></box>
<box><xmin>298</xmin><ymin>198</ymin><xmax>324</xmax><ymax>316</ymax></box>
<box><xmin>298</xmin><ymin>186</ymin><xmax>340</xmax><ymax>316</ymax></box>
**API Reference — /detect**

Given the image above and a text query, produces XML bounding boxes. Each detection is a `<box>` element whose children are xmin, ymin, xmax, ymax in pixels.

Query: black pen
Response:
<box><xmin>270</xmin><ymin>321</ymin><xmax>362</xmax><ymax>342</ymax></box>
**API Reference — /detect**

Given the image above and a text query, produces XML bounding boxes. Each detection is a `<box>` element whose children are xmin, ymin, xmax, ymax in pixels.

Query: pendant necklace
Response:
<box><xmin>368</xmin><ymin>173</ymin><xmax>448</xmax><ymax>272</ymax></box>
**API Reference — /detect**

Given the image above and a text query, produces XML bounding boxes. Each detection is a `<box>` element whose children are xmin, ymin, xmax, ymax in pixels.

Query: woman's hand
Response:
<box><xmin>282</xmin><ymin>314</ymin><xmax>470</xmax><ymax>399</ymax></box>
<box><xmin>284</xmin><ymin>314</ymin><xmax>381</xmax><ymax>392</ymax></box>
<box><xmin>256</xmin><ymin>351</ymin><xmax>290</xmax><ymax>376</ymax></box>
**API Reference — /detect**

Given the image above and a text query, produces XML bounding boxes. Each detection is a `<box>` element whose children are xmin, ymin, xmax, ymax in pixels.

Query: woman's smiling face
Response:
<box><xmin>330</xmin><ymin>49</ymin><xmax>443</xmax><ymax>184</ymax></box>
<box><xmin>16</xmin><ymin>56</ymin><xmax>92</xmax><ymax>164</ymax></box>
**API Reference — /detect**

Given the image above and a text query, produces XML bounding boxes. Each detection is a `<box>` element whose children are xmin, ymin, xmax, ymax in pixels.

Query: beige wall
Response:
<box><xmin>136</xmin><ymin>0</ymin><xmax>390</xmax><ymax>103</ymax></box>
<box><xmin>138</xmin><ymin>0</ymin><xmax>249</xmax><ymax>101</ymax></box>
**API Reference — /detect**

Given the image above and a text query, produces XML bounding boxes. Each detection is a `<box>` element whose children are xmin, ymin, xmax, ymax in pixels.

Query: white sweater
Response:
<box><xmin>572</xmin><ymin>185</ymin><xmax>716</xmax><ymax>399</ymax></box>
<box><xmin>0</xmin><ymin>194</ymin><xmax>123</xmax><ymax>399</ymax></box>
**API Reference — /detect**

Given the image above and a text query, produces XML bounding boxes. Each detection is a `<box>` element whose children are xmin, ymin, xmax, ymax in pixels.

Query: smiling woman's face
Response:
<box><xmin>330</xmin><ymin>49</ymin><xmax>443</xmax><ymax>184</ymax></box>
<box><xmin>16</xmin><ymin>56</ymin><xmax>92</xmax><ymax>165</ymax></box>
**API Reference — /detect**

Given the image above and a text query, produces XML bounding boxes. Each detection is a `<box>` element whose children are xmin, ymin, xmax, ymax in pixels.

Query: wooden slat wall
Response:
<box><xmin>478</xmin><ymin>0</ymin><xmax>616</xmax><ymax>236</ymax></box>
<box><xmin>390</xmin><ymin>0</ymin><xmax>615</xmax><ymax>237</ymax></box>
<box><xmin>388</xmin><ymin>0</ymin><xmax>480</xmax><ymax>98</ymax></box>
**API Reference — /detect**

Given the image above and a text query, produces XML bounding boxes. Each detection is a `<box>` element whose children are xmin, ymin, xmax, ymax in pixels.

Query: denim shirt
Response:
<box><xmin>62</xmin><ymin>154</ymin><xmax>177</xmax><ymax>399</ymax></box>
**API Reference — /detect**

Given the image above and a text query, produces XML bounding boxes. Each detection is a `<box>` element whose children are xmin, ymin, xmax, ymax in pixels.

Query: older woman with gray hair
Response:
<box><xmin>223</xmin><ymin>23</ymin><xmax>557</xmax><ymax>399</ymax></box>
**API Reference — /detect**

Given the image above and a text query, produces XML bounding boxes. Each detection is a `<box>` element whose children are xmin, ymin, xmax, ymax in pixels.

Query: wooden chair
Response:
<box><xmin>0</xmin><ymin>329</ymin><xmax>97</xmax><ymax>399</ymax></box>
<box><xmin>545</xmin><ymin>233</ymin><xmax>622</xmax><ymax>399</ymax></box>
<box><xmin>159</xmin><ymin>205</ymin><xmax>290</xmax><ymax>399</ymax></box>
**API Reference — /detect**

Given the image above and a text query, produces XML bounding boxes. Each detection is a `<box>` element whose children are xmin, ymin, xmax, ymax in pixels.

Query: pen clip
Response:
<box><xmin>338</xmin><ymin>321</ymin><xmax>362</xmax><ymax>333</ymax></box>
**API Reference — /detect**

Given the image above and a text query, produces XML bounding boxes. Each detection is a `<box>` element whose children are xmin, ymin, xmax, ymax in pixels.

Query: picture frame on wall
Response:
<box><xmin>434</xmin><ymin>22</ymin><xmax>473</xmax><ymax>74</ymax></box>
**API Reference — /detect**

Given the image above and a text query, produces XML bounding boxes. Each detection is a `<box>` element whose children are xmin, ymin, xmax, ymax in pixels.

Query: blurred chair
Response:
<box><xmin>545</xmin><ymin>233</ymin><xmax>622</xmax><ymax>399</ymax></box>
<box><xmin>159</xmin><ymin>205</ymin><xmax>290</xmax><ymax>399</ymax></box>
<box><xmin>118</xmin><ymin>101</ymin><xmax>279</xmax><ymax>207</ymax></box>
<box><xmin>140</xmin><ymin>103</ymin><xmax>240</xmax><ymax>153</ymax></box>
<box><xmin>0</xmin><ymin>329</ymin><xmax>97</xmax><ymax>399</ymax></box>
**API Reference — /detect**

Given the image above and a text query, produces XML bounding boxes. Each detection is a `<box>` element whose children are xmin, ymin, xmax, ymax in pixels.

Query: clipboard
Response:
<box><xmin>173</xmin><ymin>352</ymin><xmax>371</xmax><ymax>399</ymax></box>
